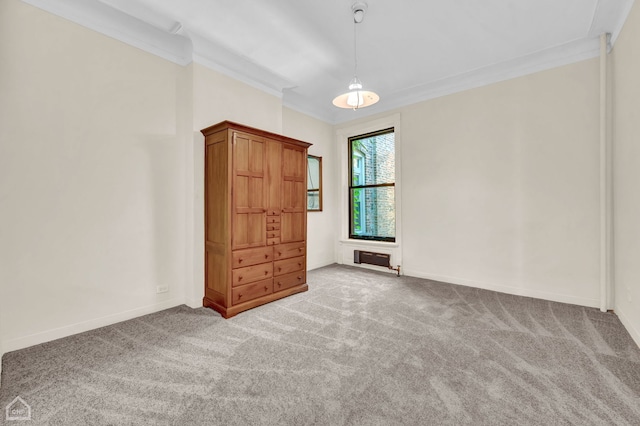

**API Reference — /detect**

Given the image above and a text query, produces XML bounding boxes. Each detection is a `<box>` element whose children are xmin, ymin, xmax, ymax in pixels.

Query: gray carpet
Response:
<box><xmin>1</xmin><ymin>264</ymin><xmax>640</xmax><ymax>425</ymax></box>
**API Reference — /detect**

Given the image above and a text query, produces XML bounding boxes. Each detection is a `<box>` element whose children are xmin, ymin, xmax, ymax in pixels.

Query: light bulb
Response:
<box><xmin>347</xmin><ymin>91</ymin><xmax>363</xmax><ymax>107</ymax></box>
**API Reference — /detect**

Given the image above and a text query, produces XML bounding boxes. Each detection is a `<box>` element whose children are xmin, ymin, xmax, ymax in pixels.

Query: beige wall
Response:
<box><xmin>192</xmin><ymin>64</ymin><xmax>283</xmax><ymax>134</ymax></box>
<box><xmin>398</xmin><ymin>59</ymin><xmax>601</xmax><ymax>306</ymax></box>
<box><xmin>613</xmin><ymin>1</ymin><xmax>640</xmax><ymax>346</ymax></box>
<box><xmin>0</xmin><ymin>0</ymin><xmax>188</xmax><ymax>352</ymax></box>
<box><xmin>336</xmin><ymin>59</ymin><xmax>602</xmax><ymax>306</ymax></box>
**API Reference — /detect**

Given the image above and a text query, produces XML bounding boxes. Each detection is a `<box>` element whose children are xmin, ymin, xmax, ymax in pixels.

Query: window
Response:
<box><xmin>349</xmin><ymin>128</ymin><xmax>395</xmax><ymax>242</ymax></box>
<box><xmin>307</xmin><ymin>155</ymin><xmax>322</xmax><ymax>211</ymax></box>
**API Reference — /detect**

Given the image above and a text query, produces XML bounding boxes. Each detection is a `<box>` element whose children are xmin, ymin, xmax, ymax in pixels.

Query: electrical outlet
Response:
<box><xmin>156</xmin><ymin>285</ymin><xmax>169</xmax><ymax>294</ymax></box>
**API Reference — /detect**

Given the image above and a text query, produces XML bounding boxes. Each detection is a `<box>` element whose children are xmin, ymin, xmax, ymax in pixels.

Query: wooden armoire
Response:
<box><xmin>201</xmin><ymin>121</ymin><xmax>311</xmax><ymax>318</ymax></box>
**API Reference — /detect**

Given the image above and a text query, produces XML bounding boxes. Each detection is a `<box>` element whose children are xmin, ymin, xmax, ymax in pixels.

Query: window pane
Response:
<box><xmin>350</xmin><ymin>186</ymin><xmax>395</xmax><ymax>240</ymax></box>
<box><xmin>351</xmin><ymin>131</ymin><xmax>395</xmax><ymax>186</ymax></box>
<box><xmin>307</xmin><ymin>156</ymin><xmax>320</xmax><ymax>190</ymax></box>
<box><xmin>307</xmin><ymin>190</ymin><xmax>320</xmax><ymax>210</ymax></box>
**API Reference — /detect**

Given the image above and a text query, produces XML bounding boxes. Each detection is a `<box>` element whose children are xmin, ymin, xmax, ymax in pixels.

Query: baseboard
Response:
<box><xmin>615</xmin><ymin>307</ymin><xmax>640</xmax><ymax>349</ymax></box>
<box><xmin>307</xmin><ymin>259</ymin><xmax>337</xmax><ymax>271</ymax></box>
<box><xmin>184</xmin><ymin>297</ymin><xmax>203</xmax><ymax>309</ymax></box>
<box><xmin>402</xmin><ymin>269</ymin><xmax>600</xmax><ymax>309</ymax></box>
<box><xmin>2</xmin><ymin>298</ymin><xmax>185</xmax><ymax>354</ymax></box>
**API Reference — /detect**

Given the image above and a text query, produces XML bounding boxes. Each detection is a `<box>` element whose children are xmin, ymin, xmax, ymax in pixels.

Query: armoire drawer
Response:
<box><xmin>274</xmin><ymin>271</ymin><xmax>306</xmax><ymax>293</ymax></box>
<box><xmin>274</xmin><ymin>242</ymin><xmax>305</xmax><ymax>260</ymax></box>
<box><xmin>232</xmin><ymin>278</ymin><xmax>273</xmax><ymax>305</ymax></box>
<box><xmin>232</xmin><ymin>263</ymin><xmax>273</xmax><ymax>287</ymax></box>
<box><xmin>232</xmin><ymin>247</ymin><xmax>273</xmax><ymax>269</ymax></box>
<box><xmin>266</xmin><ymin>216</ymin><xmax>281</xmax><ymax>224</ymax></box>
<box><xmin>274</xmin><ymin>255</ymin><xmax>305</xmax><ymax>276</ymax></box>
<box><xmin>266</xmin><ymin>230</ymin><xmax>281</xmax><ymax>239</ymax></box>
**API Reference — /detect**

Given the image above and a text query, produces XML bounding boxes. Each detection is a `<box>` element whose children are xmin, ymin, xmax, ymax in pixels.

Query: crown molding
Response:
<box><xmin>20</xmin><ymin>0</ymin><xmax>291</xmax><ymax>98</ymax></box>
<box><xmin>20</xmin><ymin>0</ymin><xmax>192</xmax><ymax>65</ymax></box>
<box><xmin>189</xmin><ymin>32</ymin><xmax>290</xmax><ymax>99</ymax></box>
<box><xmin>282</xmin><ymin>90</ymin><xmax>336</xmax><ymax>124</ymax></box>
<box><xmin>18</xmin><ymin>0</ymin><xmax>636</xmax><ymax>126</ymax></box>
<box><xmin>325</xmin><ymin>36</ymin><xmax>603</xmax><ymax>124</ymax></box>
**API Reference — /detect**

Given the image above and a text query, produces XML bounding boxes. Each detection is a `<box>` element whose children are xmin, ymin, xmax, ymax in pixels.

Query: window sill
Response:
<box><xmin>339</xmin><ymin>239</ymin><xmax>399</xmax><ymax>249</ymax></box>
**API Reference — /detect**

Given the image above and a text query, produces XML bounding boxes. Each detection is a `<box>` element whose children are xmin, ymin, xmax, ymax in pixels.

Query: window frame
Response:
<box><xmin>307</xmin><ymin>155</ymin><xmax>323</xmax><ymax>212</ymax></box>
<box><xmin>348</xmin><ymin>127</ymin><xmax>396</xmax><ymax>242</ymax></box>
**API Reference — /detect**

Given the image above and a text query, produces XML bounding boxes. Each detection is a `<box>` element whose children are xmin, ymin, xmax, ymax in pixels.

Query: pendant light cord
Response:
<box><xmin>353</xmin><ymin>18</ymin><xmax>358</xmax><ymax>79</ymax></box>
<box><xmin>353</xmin><ymin>18</ymin><xmax>359</xmax><ymax>110</ymax></box>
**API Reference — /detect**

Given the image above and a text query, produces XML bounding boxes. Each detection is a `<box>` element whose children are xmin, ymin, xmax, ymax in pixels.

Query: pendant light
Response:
<box><xmin>332</xmin><ymin>2</ymin><xmax>380</xmax><ymax>110</ymax></box>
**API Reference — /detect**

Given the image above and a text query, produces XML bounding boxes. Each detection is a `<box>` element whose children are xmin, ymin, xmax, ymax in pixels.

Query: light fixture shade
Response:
<box><xmin>332</xmin><ymin>89</ymin><xmax>380</xmax><ymax>109</ymax></box>
<box><xmin>333</xmin><ymin>76</ymin><xmax>379</xmax><ymax>109</ymax></box>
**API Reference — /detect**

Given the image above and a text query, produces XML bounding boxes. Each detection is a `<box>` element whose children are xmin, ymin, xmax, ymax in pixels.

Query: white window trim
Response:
<box><xmin>351</xmin><ymin>149</ymin><xmax>366</xmax><ymax>235</ymax></box>
<box><xmin>335</xmin><ymin>113</ymin><xmax>402</xmax><ymax>270</ymax></box>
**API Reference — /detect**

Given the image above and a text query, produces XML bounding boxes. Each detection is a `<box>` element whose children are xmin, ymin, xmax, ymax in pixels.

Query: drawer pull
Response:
<box><xmin>277</xmin><ymin>252</ymin><xmax>282</xmax><ymax>256</ymax></box>
<box><xmin>238</xmin><ymin>293</ymin><xmax>243</xmax><ymax>299</ymax></box>
<box><xmin>264</xmin><ymin>270</ymin><xmax>269</xmax><ymax>275</ymax></box>
<box><xmin>265</xmin><ymin>254</ymin><xmax>269</xmax><ymax>259</ymax></box>
<box><xmin>298</xmin><ymin>262</ymin><xmax>302</xmax><ymax>266</ymax></box>
<box><xmin>297</xmin><ymin>276</ymin><xmax>302</xmax><ymax>280</ymax></box>
<box><xmin>277</xmin><ymin>282</ymin><xmax>282</xmax><ymax>287</ymax></box>
<box><xmin>278</xmin><ymin>267</ymin><xmax>282</xmax><ymax>272</ymax></box>
<box><xmin>299</xmin><ymin>248</ymin><xmax>303</xmax><ymax>252</ymax></box>
<box><xmin>264</xmin><ymin>286</ymin><xmax>268</xmax><ymax>291</ymax></box>
<box><xmin>238</xmin><ymin>276</ymin><xmax>243</xmax><ymax>281</ymax></box>
<box><xmin>238</xmin><ymin>258</ymin><xmax>243</xmax><ymax>263</ymax></box>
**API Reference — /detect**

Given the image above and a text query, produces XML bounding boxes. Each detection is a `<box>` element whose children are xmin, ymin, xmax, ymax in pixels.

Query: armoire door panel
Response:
<box><xmin>250</xmin><ymin>141</ymin><xmax>265</xmax><ymax>173</ymax></box>
<box><xmin>233</xmin><ymin>214</ymin><xmax>248</xmax><ymax>247</ymax></box>
<box><xmin>282</xmin><ymin>180</ymin><xmax>294</xmax><ymax>209</ymax></box>
<box><xmin>249</xmin><ymin>177</ymin><xmax>265</xmax><ymax>207</ymax></box>
<box><xmin>233</xmin><ymin>133</ymin><xmax>266</xmax><ymax>212</ymax></box>
<box><xmin>233</xmin><ymin>212</ymin><xmax>265</xmax><ymax>249</ymax></box>
<box><xmin>235</xmin><ymin>175</ymin><xmax>249</xmax><ymax>208</ymax></box>
<box><xmin>234</xmin><ymin>176</ymin><xmax>266</xmax><ymax>209</ymax></box>
<box><xmin>282</xmin><ymin>144</ymin><xmax>306</xmax><ymax>216</ymax></box>
<box><xmin>292</xmin><ymin>181</ymin><xmax>305</xmax><ymax>209</ymax></box>
<box><xmin>248</xmin><ymin>213</ymin><xmax>266</xmax><ymax>246</ymax></box>
<box><xmin>283</xmin><ymin>145</ymin><xmax>305</xmax><ymax>179</ymax></box>
<box><xmin>281</xmin><ymin>212</ymin><xmax>304</xmax><ymax>242</ymax></box>
<box><xmin>281</xmin><ymin>182</ymin><xmax>305</xmax><ymax>211</ymax></box>
<box><xmin>234</xmin><ymin>133</ymin><xmax>265</xmax><ymax>173</ymax></box>
<box><xmin>234</xmin><ymin>135</ymin><xmax>250</xmax><ymax>171</ymax></box>
<box><xmin>266</xmin><ymin>141</ymin><xmax>282</xmax><ymax>210</ymax></box>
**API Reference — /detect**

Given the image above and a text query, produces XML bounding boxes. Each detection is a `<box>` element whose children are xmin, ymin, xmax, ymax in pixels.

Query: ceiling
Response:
<box><xmin>24</xmin><ymin>0</ymin><xmax>635</xmax><ymax>123</ymax></box>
